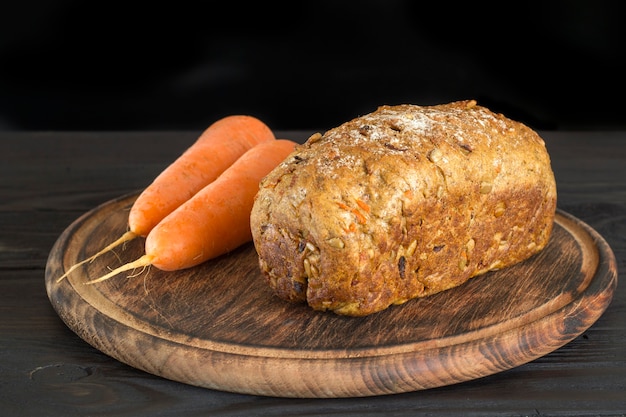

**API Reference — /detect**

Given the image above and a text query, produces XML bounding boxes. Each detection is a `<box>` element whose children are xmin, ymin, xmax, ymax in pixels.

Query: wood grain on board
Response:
<box><xmin>45</xmin><ymin>193</ymin><xmax>617</xmax><ymax>398</ymax></box>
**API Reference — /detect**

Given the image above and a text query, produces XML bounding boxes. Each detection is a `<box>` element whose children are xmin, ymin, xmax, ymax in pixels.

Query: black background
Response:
<box><xmin>1</xmin><ymin>1</ymin><xmax>625</xmax><ymax>132</ymax></box>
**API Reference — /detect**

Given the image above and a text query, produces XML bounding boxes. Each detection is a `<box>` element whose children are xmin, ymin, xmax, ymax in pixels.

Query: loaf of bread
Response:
<box><xmin>250</xmin><ymin>100</ymin><xmax>557</xmax><ymax>316</ymax></box>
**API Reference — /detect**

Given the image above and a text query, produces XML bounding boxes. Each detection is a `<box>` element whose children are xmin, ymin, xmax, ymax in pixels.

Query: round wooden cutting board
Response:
<box><xmin>45</xmin><ymin>193</ymin><xmax>618</xmax><ymax>398</ymax></box>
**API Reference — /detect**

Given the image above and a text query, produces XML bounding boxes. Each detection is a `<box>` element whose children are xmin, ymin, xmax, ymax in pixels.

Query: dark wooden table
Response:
<box><xmin>1</xmin><ymin>130</ymin><xmax>624</xmax><ymax>417</ymax></box>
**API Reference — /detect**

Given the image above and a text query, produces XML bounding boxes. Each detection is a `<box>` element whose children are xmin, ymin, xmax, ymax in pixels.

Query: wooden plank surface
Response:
<box><xmin>1</xmin><ymin>131</ymin><xmax>625</xmax><ymax>415</ymax></box>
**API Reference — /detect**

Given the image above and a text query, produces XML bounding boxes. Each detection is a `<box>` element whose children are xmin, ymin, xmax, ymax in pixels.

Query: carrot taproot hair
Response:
<box><xmin>56</xmin><ymin>115</ymin><xmax>275</xmax><ymax>283</ymax></box>
<box><xmin>85</xmin><ymin>139</ymin><xmax>298</xmax><ymax>284</ymax></box>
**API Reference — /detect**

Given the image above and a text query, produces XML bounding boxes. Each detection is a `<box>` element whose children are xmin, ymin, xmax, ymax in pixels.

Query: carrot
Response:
<box><xmin>85</xmin><ymin>139</ymin><xmax>297</xmax><ymax>284</ymax></box>
<box><xmin>130</xmin><ymin>114</ymin><xmax>276</xmax><ymax>237</ymax></box>
<box><xmin>56</xmin><ymin>114</ymin><xmax>275</xmax><ymax>283</ymax></box>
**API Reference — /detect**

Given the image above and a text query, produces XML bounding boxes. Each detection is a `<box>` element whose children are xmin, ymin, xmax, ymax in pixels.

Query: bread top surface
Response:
<box><xmin>251</xmin><ymin>100</ymin><xmax>557</xmax><ymax>316</ymax></box>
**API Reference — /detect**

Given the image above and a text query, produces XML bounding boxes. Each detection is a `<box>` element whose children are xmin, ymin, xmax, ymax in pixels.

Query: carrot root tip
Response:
<box><xmin>84</xmin><ymin>254</ymin><xmax>154</xmax><ymax>285</ymax></box>
<box><xmin>55</xmin><ymin>231</ymin><xmax>138</xmax><ymax>283</ymax></box>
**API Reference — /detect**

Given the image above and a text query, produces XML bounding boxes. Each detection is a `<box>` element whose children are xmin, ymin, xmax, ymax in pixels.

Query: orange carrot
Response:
<box><xmin>130</xmin><ymin>114</ymin><xmax>275</xmax><ymax>237</ymax></box>
<box><xmin>86</xmin><ymin>139</ymin><xmax>297</xmax><ymax>284</ymax></box>
<box><xmin>56</xmin><ymin>114</ymin><xmax>275</xmax><ymax>283</ymax></box>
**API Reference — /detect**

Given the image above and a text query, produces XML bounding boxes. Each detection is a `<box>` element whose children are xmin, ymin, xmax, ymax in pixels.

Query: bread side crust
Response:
<box><xmin>250</xmin><ymin>100</ymin><xmax>557</xmax><ymax>316</ymax></box>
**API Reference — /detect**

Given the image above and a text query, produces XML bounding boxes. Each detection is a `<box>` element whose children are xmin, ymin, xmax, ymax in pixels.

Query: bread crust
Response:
<box><xmin>250</xmin><ymin>100</ymin><xmax>557</xmax><ymax>316</ymax></box>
